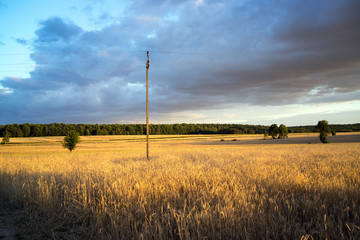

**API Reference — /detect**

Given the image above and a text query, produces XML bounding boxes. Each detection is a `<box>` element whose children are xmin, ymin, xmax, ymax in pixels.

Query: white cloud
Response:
<box><xmin>195</xmin><ymin>0</ymin><xmax>204</xmax><ymax>7</ymax></box>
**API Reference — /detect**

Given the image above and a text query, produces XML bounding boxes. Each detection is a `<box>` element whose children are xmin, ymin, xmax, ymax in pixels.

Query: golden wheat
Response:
<box><xmin>0</xmin><ymin>135</ymin><xmax>359</xmax><ymax>239</ymax></box>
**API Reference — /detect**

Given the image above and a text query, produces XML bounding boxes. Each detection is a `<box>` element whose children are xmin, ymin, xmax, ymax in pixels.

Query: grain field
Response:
<box><xmin>0</xmin><ymin>134</ymin><xmax>359</xmax><ymax>239</ymax></box>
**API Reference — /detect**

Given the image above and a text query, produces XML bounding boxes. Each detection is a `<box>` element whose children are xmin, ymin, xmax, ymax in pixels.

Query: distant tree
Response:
<box><xmin>14</xmin><ymin>124</ymin><xmax>24</xmax><ymax>137</ymax></box>
<box><xmin>1</xmin><ymin>132</ymin><xmax>10</xmax><ymax>145</ymax></box>
<box><xmin>42</xmin><ymin>126</ymin><xmax>49</xmax><ymax>136</ymax></box>
<box><xmin>331</xmin><ymin>130</ymin><xmax>336</xmax><ymax>136</ymax></box>
<box><xmin>105</xmin><ymin>125</ymin><xmax>112</xmax><ymax>134</ymax></box>
<box><xmin>31</xmin><ymin>125</ymin><xmax>43</xmax><ymax>137</ymax></box>
<box><xmin>278</xmin><ymin>124</ymin><xmax>288</xmax><ymax>139</ymax></box>
<box><xmin>48</xmin><ymin>123</ymin><xmax>62</xmax><ymax>136</ymax></box>
<box><xmin>93</xmin><ymin>125</ymin><xmax>101</xmax><ymax>135</ymax></box>
<box><xmin>76</xmin><ymin>125</ymin><xmax>85</xmax><ymax>136</ymax></box>
<box><xmin>84</xmin><ymin>129</ymin><xmax>91</xmax><ymax>136</ymax></box>
<box><xmin>247</xmin><ymin>129</ymin><xmax>255</xmax><ymax>134</ymax></box>
<box><xmin>268</xmin><ymin>124</ymin><xmax>279</xmax><ymax>139</ymax></box>
<box><xmin>21</xmin><ymin>124</ymin><xmax>31</xmax><ymax>137</ymax></box>
<box><xmin>63</xmin><ymin>124</ymin><xmax>75</xmax><ymax>136</ymax></box>
<box><xmin>100</xmin><ymin>129</ymin><xmax>109</xmax><ymax>135</ymax></box>
<box><xmin>4</xmin><ymin>124</ymin><xmax>23</xmax><ymax>137</ymax></box>
<box><xmin>316</xmin><ymin>120</ymin><xmax>330</xmax><ymax>143</ymax></box>
<box><xmin>62</xmin><ymin>130</ymin><xmax>80</xmax><ymax>152</ymax></box>
<box><xmin>127</xmin><ymin>125</ymin><xmax>135</xmax><ymax>135</ymax></box>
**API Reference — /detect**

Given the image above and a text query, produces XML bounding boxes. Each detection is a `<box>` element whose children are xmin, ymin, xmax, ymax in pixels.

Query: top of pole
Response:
<box><xmin>146</xmin><ymin>51</ymin><xmax>150</xmax><ymax>69</ymax></box>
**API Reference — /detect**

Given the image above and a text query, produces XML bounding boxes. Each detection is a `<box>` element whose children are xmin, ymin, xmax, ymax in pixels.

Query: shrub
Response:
<box><xmin>1</xmin><ymin>132</ymin><xmax>10</xmax><ymax>145</ymax></box>
<box><xmin>316</xmin><ymin>120</ymin><xmax>330</xmax><ymax>144</ymax></box>
<box><xmin>62</xmin><ymin>130</ymin><xmax>80</xmax><ymax>152</ymax></box>
<box><xmin>268</xmin><ymin>124</ymin><xmax>279</xmax><ymax>139</ymax></box>
<box><xmin>278</xmin><ymin>124</ymin><xmax>288</xmax><ymax>139</ymax></box>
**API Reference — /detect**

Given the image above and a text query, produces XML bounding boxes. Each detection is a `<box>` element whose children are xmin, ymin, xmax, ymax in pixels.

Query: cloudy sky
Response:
<box><xmin>0</xmin><ymin>0</ymin><xmax>359</xmax><ymax>126</ymax></box>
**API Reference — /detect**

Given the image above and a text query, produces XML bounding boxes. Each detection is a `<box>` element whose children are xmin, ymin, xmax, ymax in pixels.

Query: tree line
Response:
<box><xmin>0</xmin><ymin>123</ymin><xmax>359</xmax><ymax>138</ymax></box>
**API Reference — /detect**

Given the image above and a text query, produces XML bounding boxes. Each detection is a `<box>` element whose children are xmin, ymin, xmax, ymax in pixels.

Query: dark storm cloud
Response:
<box><xmin>1</xmin><ymin>16</ymin><xmax>145</xmax><ymax>123</ymax></box>
<box><xmin>35</xmin><ymin>17</ymin><xmax>82</xmax><ymax>43</ymax></box>
<box><xmin>155</xmin><ymin>0</ymin><xmax>360</xmax><ymax>107</ymax></box>
<box><xmin>1</xmin><ymin>0</ymin><xmax>359</xmax><ymax>124</ymax></box>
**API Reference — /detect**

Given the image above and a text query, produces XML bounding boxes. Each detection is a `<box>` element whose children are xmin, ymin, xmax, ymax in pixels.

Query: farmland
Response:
<box><xmin>0</xmin><ymin>133</ymin><xmax>359</xmax><ymax>239</ymax></box>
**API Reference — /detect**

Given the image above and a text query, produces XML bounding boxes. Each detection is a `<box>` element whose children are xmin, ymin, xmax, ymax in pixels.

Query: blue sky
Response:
<box><xmin>0</xmin><ymin>0</ymin><xmax>359</xmax><ymax>126</ymax></box>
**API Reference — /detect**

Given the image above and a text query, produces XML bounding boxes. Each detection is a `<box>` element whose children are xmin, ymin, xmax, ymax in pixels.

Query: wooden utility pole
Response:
<box><xmin>146</xmin><ymin>51</ymin><xmax>150</xmax><ymax>160</ymax></box>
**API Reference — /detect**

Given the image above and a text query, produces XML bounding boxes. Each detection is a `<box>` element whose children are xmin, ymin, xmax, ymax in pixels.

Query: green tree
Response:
<box><xmin>42</xmin><ymin>126</ymin><xmax>49</xmax><ymax>136</ymax></box>
<box><xmin>31</xmin><ymin>125</ymin><xmax>43</xmax><ymax>137</ymax></box>
<box><xmin>247</xmin><ymin>129</ymin><xmax>255</xmax><ymax>134</ymax></box>
<box><xmin>21</xmin><ymin>124</ymin><xmax>31</xmax><ymax>137</ymax></box>
<box><xmin>93</xmin><ymin>125</ymin><xmax>101</xmax><ymax>135</ymax></box>
<box><xmin>4</xmin><ymin>124</ymin><xmax>23</xmax><ymax>137</ymax></box>
<box><xmin>62</xmin><ymin>130</ymin><xmax>80</xmax><ymax>152</ymax></box>
<box><xmin>316</xmin><ymin>120</ymin><xmax>330</xmax><ymax>143</ymax></box>
<box><xmin>76</xmin><ymin>125</ymin><xmax>85</xmax><ymax>136</ymax></box>
<box><xmin>100</xmin><ymin>129</ymin><xmax>109</xmax><ymax>135</ymax></box>
<box><xmin>1</xmin><ymin>132</ymin><xmax>10</xmax><ymax>145</ymax></box>
<box><xmin>63</xmin><ymin>124</ymin><xmax>75</xmax><ymax>136</ymax></box>
<box><xmin>278</xmin><ymin>124</ymin><xmax>288</xmax><ymax>139</ymax></box>
<box><xmin>48</xmin><ymin>123</ymin><xmax>62</xmax><ymax>136</ymax></box>
<box><xmin>84</xmin><ymin>129</ymin><xmax>91</xmax><ymax>136</ymax></box>
<box><xmin>268</xmin><ymin>124</ymin><xmax>279</xmax><ymax>139</ymax></box>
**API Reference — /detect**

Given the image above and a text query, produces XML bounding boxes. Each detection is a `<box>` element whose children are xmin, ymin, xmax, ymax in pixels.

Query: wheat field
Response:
<box><xmin>0</xmin><ymin>134</ymin><xmax>359</xmax><ymax>239</ymax></box>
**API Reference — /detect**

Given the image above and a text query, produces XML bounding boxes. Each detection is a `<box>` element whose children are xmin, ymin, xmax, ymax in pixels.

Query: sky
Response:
<box><xmin>0</xmin><ymin>0</ymin><xmax>359</xmax><ymax>126</ymax></box>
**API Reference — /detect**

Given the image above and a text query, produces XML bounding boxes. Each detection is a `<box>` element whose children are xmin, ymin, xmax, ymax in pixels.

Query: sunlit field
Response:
<box><xmin>1</xmin><ymin>134</ymin><xmax>359</xmax><ymax>239</ymax></box>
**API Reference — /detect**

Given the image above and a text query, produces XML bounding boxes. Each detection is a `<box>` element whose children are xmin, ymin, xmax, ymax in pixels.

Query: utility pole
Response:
<box><xmin>146</xmin><ymin>51</ymin><xmax>150</xmax><ymax>160</ymax></box>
